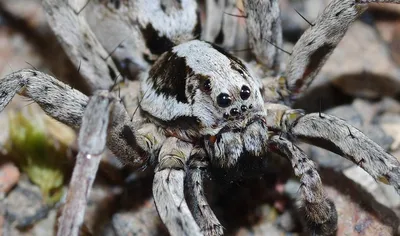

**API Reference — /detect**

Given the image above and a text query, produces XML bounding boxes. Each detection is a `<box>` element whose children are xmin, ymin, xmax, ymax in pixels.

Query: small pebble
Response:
<box><xmin>0</xmin><ymin>162</ymin><xmax>20</xmax><ymax>198</ymax></box>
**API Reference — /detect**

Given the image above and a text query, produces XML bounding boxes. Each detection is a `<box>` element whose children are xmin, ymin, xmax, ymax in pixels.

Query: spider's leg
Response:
<box><xmin>203</xmin><ymin>0</ymin><xmax>239</xmax><ymax>49</ymax></box>
<box><xmin>282</xmin><ymin>0</ymin><xmax>400</xmax><ymax>102</ymax></box>
<box><xmin>267</xmin><ymin>106</ymin><xmax>400</xmax><ymax>195</ymax></box>
<box><xmin>268</xmin><ymin>136</ymin><xmax>338</xmax><ymax>236</ymax></box>
<box><xmin>0</xmin><ymin>69</ymin><xmax>88</xmax><ymax>128</ymax></box>
<box><xmin>186</xmin><ymin>148</ymin><xmax>223</xmax><ymax>236</ymax></box>
<box><xmin>42</xmin><ymin>0</ymin><xmax>118</xmax><ymax>92</ymax></box>
<box><xmin>282</xmin><ymin>0</ymin><xmax>367</xmax><ymax>101</ymax></box>
<box><xmin>153</xmin><ymin>137</ymin><xmax>202</xmax><ymax>236</ymax></box>
<box><xmin>57</xmin><ymin>91</ymin><xmax>113</xmax><ymax>236</ymax></box>
<box><xmin>289</xmin><ymin>112</ymin><xmax>400</xmax><ymax>194</ymax></box>
<box><xmin>243</xmin><ymin>0</ymin><xmax>283</xmax><ymax>73</ymax></box>
<box><xmin>0</xmin><ymin>69</ymin><xmax>162</xmax><ymax>164</ymax></box>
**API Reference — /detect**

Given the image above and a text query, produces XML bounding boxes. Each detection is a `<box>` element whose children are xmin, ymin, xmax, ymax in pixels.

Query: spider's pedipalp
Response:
<box><xmin>153</xmin><ymin>137</ymin><xmax>202</xmax><ymax>236</ymax></box>
<box><xmin>57</xmin><ymin>91</ymin><xmax>113</xmax><ymax>236</ymax></box>
<box><xmin>268</xmin><ymin>136</ymin><xmax>338</xmax><ymax>236</ymax></box>
<box><xmin>287</xmin><ymin>113</ymin><xmax>400</xmax><ymax>194</ymax></box>
<box><xmin>186</xmin><ymin>149</ymin><xmax>223</xmax><ymax>236</ymax></box>
<box><xmin>243</xmin><ymin>0</ymin><xmax>283</xmax><ymax>73</ymax></box>
<box><xmin>284</xmin><ymin>0</ymin><xmax>367</xmax><ymax>101</ymax></box>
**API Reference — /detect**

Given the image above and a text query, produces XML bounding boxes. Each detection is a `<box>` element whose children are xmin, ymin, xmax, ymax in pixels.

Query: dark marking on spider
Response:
<box><xmin>210</xmin><ymin>44</ymin><xmax>250</xmax><ymax>78</ymax></box>
<box><xmin>177</xmin><ymin>197</ymin><xmax>185</xmax><ymax>212</ymax></box>
<box><xmin>335</xmin><ymin>9</ymin><xmax>345</xmax><ymax>17</ymax></box>
<box><xmin>84</xmin><ymin>42</ymin><xmax>92</xmax><ymax>50</ymax></box>
<box><xmin>160</xmin><ymin>2</ymin><xmax>166</xmax><ymax>12</ymax></box>
<box><xmin>319</xmin><ymin>98</ymin><xmax>324</xmax><ymax>118</ymax></box>
<box><xmin>356</xmin><ymin>158</ymin><xmax>365</xmax><ymax>167</ymax></box>
<box><xmin>0</xmin><ymin>91</ymin><xmax>7</xmax><ymax>99</ymax></box>
<box><xmin>107</xmin><ymin>65</ymin><xmax>117</xmax><ymax>81</ymax></box>
<box><xmin>142</xmin><ymin>53</ymin><xmax>153</xmax><ymax>64</ymax></box>
<box><xmin>120</xmin><ymin>125</ymin><xmax>137</xmax><ymax>150</ymax></box>
<box><xmin>307</xmin><ymin>39</ymin><xmax>315</xmax><ymax>47</ymax></box>
<box><xmin>149</xmin><ymin>52</ymin><xmax>191</xmax><ymax>103</ymax></box>
<box><xmin>41</xmin><ymin>102</ymin><xmax>56</xmax><ymax>111</ymax></box>
<box><xmin>80</xmin><ymin>102</ymin><xmax>87</xmax><ymax>110</ymax></box>
<box><xmin>347</xmin><ymin>126</ymin><xmax>355</xmax><ymax>139</ymax></box>
<box><xmin>297</xmin><ymin>43</ymin><xmax>335</xmax><ymax>88</ymax></box>
<box><xmin>167</xmin><ymin>169</ymin><xmax>172</xmax><ymax>183</ymax></box>
<box><xmin>175</xmin><ymin>217</ymin><xmax>184</xmax><ymax>229</ymax></box>
<box><xmin>140</xmin><ymin>24</ymin><xmax>175</xmax><ymax>55</ymax></box>
<box><xmin>299</xmin><ymin>136</ymin><xmax>345</xmax><ymax>157</ymax></box>
<box><xmin>187</xmin><ymin>84</ymin><xmax>194</xmax><ymax>94</ymax></box>
<box><xmin>192</xmin><ymin>11</ymin><xmax>202</xmax><ymax>38</ymax></box>
<box><xmin>305</xmin><ymin>169</ymin><xmax>314</xmax><ymax>177</ymax></box>
<box><xmin>143</xmin><ymin>107</ymin><xmax>200</xmax><ymax>130</ymax></box>
<box><xmin>215</xmin><ymin>29</ymin><xmax>224</xmax><ymax>45</ymax></box>
<box><xmin>77</xmin><ymin>60</ymin><xmax>82</xmax><ymax>73</ymax></box>
<box><xmin>109</xmin><ymin>0</ymin><xmax>120</xmax><ymax>9</ymax></box>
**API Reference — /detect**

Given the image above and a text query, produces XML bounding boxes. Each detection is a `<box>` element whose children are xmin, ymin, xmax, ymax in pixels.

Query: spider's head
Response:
<box><xmin>140</xmin><ymin>40</ymin><xmax>265</xmax><ymax>137</ymax></box>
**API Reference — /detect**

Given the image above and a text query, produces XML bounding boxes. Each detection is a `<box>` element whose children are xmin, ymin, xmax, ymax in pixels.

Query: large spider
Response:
<box><xmin>1</xmin><ymin>0</ymin><xmax>400</xmax><ymax>235</ymax></box>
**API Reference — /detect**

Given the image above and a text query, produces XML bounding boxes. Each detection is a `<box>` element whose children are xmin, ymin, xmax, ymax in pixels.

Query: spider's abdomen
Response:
<box><xmin>140</xmin><ymin>40</ymin><xmax>265</xmax><ymax>135</ymax></box>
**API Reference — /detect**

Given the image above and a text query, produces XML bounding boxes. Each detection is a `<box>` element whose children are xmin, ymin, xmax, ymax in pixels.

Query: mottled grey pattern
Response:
<box><xmin>1</xmin><ymin>0</ymin><xmax>400</xmax><ymax>236</ymax></box>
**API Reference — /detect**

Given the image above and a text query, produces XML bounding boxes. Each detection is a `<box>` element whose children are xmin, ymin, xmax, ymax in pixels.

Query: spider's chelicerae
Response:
<box><xmin>1</xmin><ymin>0</ymin><xmax>400</xmax><ymax>235</ymax></box>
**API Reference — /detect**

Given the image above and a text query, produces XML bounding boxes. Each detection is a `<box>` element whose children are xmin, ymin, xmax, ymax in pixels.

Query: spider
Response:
<box><xmin>1</xmin><ymin>0</ymin><xmax>400</xmax><ymax>235</ymax></box>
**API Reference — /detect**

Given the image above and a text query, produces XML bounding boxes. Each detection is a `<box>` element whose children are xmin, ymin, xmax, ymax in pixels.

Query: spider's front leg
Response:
<box><xmin>268</xmin><ymin>136</ymin><xmax>338</xmax><ymax>236</ymax></box>
<box><xmin>267</xmin><ymin>106</ymin><xmax>400</xmax><ymax>194</ymax></box>
<box><xmin>0</xmin><ymin>69</ymin><xmax>151</xmax><ymax>161</ymax></box>
<box><xmin>152</xmin><ymin>137</ymin><xmax>202</xmax><ymax>236</ymax></box>
<box><xmin>186</xmin><ymin>149</ymin><xmax>223</xmax><ymax>236</ymax></box>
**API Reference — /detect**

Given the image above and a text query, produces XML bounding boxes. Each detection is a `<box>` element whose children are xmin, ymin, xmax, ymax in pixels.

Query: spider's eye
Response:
<box><xmin>201</xmin><ymin>79</ymin><xmax>212</xmax><ymax>92</ymax></box>
<box><xmin>217</xmin><ymin>93</ymin><xmax>232</xmax><ymax>108</ymax></box>
<box><xmin>240</xmin><ymin>85</ymin><xmax>251</xmax><ymax>100</ymax></box>
<box><xmin>230</xmin><ymin>108</ymin><xmax>239</xmax><ymax>116</ymax></box>
<box><xmin>223</xmin><ymin>112</ymin><xmax>229</xmax><ymax>119</ymax></box>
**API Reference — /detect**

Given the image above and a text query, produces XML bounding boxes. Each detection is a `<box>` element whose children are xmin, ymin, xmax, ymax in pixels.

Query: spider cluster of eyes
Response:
<box><xmin>213</xmin><ymin>82</ymin><xmax>253</xmax><ymax>120</ymax></box>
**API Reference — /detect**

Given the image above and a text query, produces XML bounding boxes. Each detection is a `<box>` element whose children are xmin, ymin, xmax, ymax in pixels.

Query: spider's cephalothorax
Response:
<box><xmin>1</xmin><ymin>0</ymin><xmax>400</xmax><ymax>236</ymax></box>
<box><xmin>141</xmin><ymin>40</ymin><xmax>268</xmax><ymax>167</ymax></box>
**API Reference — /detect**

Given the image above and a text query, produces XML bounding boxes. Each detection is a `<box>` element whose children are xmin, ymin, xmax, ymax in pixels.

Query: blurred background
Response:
<box><xmin>0</xmin><ymin>0</ymin><xmax>400</xmax><ymax>235</ymax></box>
